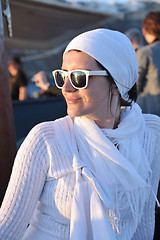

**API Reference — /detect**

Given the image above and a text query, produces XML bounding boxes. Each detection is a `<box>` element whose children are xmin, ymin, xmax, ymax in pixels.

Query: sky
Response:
<box><xmin>64</xmin><ymin>0</ymin><xmax>160</xmax><ymax>14</ymax></box>
<box><xmin>66</xmin><ymin>0</ymin><xmax>159</xmax><ymax>3</ymax></box>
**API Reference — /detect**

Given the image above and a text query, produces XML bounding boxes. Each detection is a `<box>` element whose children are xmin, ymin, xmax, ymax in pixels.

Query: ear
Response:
<box><xmin>110</xmin><ymin>86</ymin><xmax>120</xmax><ymax>117</ymax></box>
<box><xmin>111</xmin><ymin>84</ymin><xmax>119</xmax><ymax>96</ymax></box>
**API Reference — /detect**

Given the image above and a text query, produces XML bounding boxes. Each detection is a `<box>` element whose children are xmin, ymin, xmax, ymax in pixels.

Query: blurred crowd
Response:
<box><xmin>8</xmin><ymin>57</ymin><xmax>62</xmax><ymax>101</ymax></box>
<box><xmin>8</xmin><ymin>10</ymin><xmax>160</xmax><ymax>118</ymax></box>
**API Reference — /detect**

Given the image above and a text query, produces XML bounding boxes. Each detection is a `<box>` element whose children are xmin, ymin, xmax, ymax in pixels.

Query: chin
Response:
<box><xmin>67</xmin><ymin>108</ymin><xmax>83</xmax><ymax>118</ymax></box>
<box><xmin>66</xmin><ymin>106</ymin><xmax>79</xmax><ymax>117</ymax></box>
<box><xmin>67</xmin><ymin>111</ymin><xmax>81</xmax><ymax>118</ymax></box>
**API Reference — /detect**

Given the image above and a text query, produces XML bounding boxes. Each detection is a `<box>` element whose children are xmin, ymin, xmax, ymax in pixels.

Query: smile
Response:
<box><xmin>66</xmin><ymin>98</ymin><xmax>81</xmax><ymax>104</ymax></box>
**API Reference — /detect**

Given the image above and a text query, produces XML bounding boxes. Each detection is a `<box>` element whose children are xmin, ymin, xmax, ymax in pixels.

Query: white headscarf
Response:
<box><xmin>64</xmin><ymin>28</ymin><xmax>139</xmax><ymax>100</ymax></box>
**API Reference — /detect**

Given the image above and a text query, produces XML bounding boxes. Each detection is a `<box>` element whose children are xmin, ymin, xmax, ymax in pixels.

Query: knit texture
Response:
<box><xmin>0</xmin><ymin>114</ymin><xmax>160</xmax><ymax>240</ymax></box>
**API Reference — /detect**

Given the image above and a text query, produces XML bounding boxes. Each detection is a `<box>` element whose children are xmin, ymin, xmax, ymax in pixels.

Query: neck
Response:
<box><xmin>87</xmin><ymin>101</ymin><xmax>121</xmax><ymax>129</ymax></box>
<box><xmin>146</xmin><ymin>34</ymin><xmax>157</xmax><ymax>44</ymax></box>
<box><xmin>95</xmin><ymin>115</ymin><xmax>120</xmax><ymax>129</ymax></box>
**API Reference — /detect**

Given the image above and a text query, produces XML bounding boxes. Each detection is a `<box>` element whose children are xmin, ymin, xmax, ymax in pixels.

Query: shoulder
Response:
<box><xmin>143</xmin><ymin>114</ymin><xmax>160</xmax><ymax>172</ymax></box>
<box><xmin>18</xmin><ymin>115</ymin><xmax>70</xmax><ymax>163</ymax></box>
<box><xmin>143</xmin><ymin>114</ymin><xmax>160</xmax><ymax>138</ymax></box>
<box><xmin>136</xmin><ymin>44</ymin><xmax>157</xmax><ymax>60</ymax></box>
<box><xmin>136</xmin><ymin>45</ymin><xmax>153</xmax><ymax>59</ymax></box>
<box><xmin>28</xmin><ymin>115</ymin><xmax>70</xmax><ymax>141</ymax></box>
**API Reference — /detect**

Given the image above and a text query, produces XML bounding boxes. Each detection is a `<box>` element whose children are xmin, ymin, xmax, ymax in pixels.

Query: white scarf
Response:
<box><xmin>54</xmin><ymin>103</ymin><xmax>151</xmax><ymax>240</ymax></box>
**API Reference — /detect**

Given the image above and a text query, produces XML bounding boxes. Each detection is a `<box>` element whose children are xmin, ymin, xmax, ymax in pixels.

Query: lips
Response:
<box><xmin>65</xmin><ymin>97</ymin><xmax>81</xmax><ymax>104</ymax></box>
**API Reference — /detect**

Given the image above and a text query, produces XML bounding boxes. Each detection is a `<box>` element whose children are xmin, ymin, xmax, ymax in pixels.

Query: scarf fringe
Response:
<box><xmin>108</xmin><ymin>183</ymin><xmax>152</xmax><ymax>234</ymax></box>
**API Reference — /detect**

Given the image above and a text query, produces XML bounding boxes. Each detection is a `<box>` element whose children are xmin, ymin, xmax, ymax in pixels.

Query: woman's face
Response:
<box><xmin>62</xmin><ymin>51</ymin><xmax>118</xmax><ymax>127</ymax></box>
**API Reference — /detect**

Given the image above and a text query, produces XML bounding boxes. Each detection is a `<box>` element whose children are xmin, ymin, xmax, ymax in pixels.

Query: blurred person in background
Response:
<box><xmin>125</xmin><ymin>28</ymin><xmax>143</xmax><ymax>52</ymax></box>
<box><xmin>8</xmin><ymin>56</ymin><xmax>28</xmax><ymax>101</ymax></box>
<box><xmin>136</xmin><ymin>10</ymin><xmax>160</xmax><ymax>116</ymax></box>
<box><xmin>32</xmin><ymin>71</ymin><xmax>62</xmax><ymax>98</ymax></box>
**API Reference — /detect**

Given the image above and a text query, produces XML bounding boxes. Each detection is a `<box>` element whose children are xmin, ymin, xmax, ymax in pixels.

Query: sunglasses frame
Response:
<box><xmin>52</xmin><ymin>69</ymin><xmax>108</xmax><ymax>90</ymax></box>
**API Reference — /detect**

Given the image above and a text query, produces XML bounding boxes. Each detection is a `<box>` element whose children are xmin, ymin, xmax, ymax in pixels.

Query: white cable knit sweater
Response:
<box><xmin>0</xmin><ymin>114</ymin><xmax>160</xmax><ymax>240</ymax></box>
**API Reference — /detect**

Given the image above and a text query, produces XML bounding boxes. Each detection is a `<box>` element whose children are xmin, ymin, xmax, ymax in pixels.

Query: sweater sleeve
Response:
<box><xmin>136</xmin><ymin>49</ymin><xmax>149</xmax><ymax>93</ymax></box>
<box><xmin>0</xmin><ymin>124</ymin><xmax>50</xmax><ymax>240</ymax></box>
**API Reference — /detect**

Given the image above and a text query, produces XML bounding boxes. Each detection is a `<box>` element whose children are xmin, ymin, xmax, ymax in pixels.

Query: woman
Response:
<box><xmin>0</xmin><ymin>29</ymin><xmax>160</xmax><ymax>240</ymax></box>
<box><xmin>8</xmin><ymin>56</ymin><xmax>28</xmax><ymax>101</ymax></box>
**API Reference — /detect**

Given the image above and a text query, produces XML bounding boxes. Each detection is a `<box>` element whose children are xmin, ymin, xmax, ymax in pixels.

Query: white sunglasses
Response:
<box><xmin>52</xmin><ymin>69</ymin><xmax>108</xmax><ymax>90</ymax></box>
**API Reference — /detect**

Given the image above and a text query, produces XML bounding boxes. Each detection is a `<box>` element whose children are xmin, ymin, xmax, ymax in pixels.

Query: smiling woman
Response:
<box><xmin>0</xmin><ymin>28</ymin><xmax>160</xmax><ymax>240</ymax></box>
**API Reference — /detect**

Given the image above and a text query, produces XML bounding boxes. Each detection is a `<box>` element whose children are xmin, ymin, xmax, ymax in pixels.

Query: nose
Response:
<box><xmin>62</xmin><ymin>76</ymin><xmax>76</xmax><ymax>92</ymax></box>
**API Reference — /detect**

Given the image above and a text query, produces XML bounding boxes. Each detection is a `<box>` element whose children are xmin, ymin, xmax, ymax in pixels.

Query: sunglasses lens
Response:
<box><xmin>54</xmin><ymin>71</ymin><xmax>65</xmax><ymax>88</ymax></box>
<box><xmin>70</xmin><ymin>71</ymin><xmax>86</xmax><ymax>88</ymax></box>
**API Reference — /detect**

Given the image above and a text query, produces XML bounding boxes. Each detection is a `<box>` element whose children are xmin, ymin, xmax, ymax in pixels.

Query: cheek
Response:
<box><xmin>86</xmin><ymin>84</ymin><xmax>111</xmax><ymax>103</ymax></box>
<box><xmin>80</xmin><ymin>89</ymin><xmax>95</xmax><ymax>103</ymax></box>
<box><xmin>62</xmin><ymin>89</ymin><xmax>65</xmax><ymax>97</ymax></box>
<box><xmin>82</xmin><ymin>91</ymin><xmax>110</xmax><ymax>108</ymax></box>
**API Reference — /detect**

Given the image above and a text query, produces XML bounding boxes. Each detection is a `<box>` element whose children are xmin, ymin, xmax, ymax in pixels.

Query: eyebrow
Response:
<box><xmin>61</xmin><ymin>68</ymin><xmax>92</xmax><ymax>71</ymax></box>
